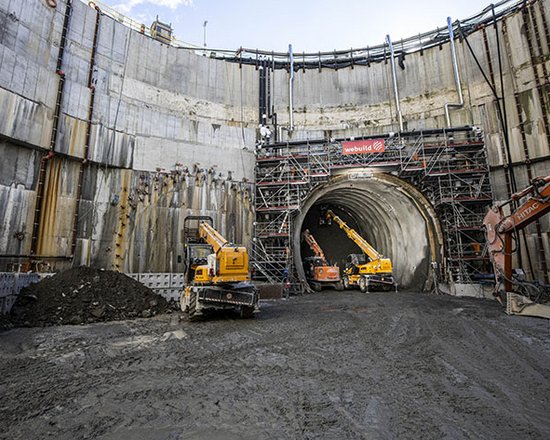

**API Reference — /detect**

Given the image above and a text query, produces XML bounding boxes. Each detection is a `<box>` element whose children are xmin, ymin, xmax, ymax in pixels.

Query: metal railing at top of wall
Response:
<box><xmin>85</xmin><ymin>0</ymin><xmax>527</xmax><ymax>69</ymax></box>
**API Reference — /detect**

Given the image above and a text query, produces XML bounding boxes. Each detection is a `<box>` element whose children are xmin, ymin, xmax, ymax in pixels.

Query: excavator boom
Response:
<box><xmin>302</xmin><ymin>229</ymin><xmax>327</xmax><ymax>264</ymax></box>
<box><xmin>499</xmin><ymin>175</ymin><xmax>550</xmax><ymax>231</ymax></box>
<box><xmin>483</xmin><ymin>175</ymin><xmax>550</xmax><ymax>318</ymax></box>
<box><xmin>301</xmin><ymin>229</ymin><xmax>342</xmax><ymax>291</ymax></box>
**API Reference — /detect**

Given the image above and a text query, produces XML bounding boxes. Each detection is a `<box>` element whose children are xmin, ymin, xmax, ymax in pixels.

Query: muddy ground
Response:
<box><xmin>1</xmin><ymin>291</ymin><xmax>549</xmax><ymax>440</ymax></box>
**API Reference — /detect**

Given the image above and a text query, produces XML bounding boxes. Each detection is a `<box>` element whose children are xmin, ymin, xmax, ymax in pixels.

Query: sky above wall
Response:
<box><xmin>96</xmin><ymin>0</ymin><xmax>499</xmax><ymax>52</ymax></box>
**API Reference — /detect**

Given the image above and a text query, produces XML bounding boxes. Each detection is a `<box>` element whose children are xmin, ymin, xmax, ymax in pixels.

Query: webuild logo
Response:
<box><xmin>342</xmin><ymin>139</ymin><xmax>385</xmax><ymax>155</ymax></box>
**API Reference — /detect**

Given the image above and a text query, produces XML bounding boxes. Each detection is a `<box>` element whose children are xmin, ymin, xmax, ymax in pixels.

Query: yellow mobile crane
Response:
<box><xmin>180</xmin><ymin>216</ymin><xmax>259</xmax><ymax>320</ymax></box>
<box><xmin>324</xmin><ymin>210</ymin><xmax>395</xmax><ymax>292</ymax></box>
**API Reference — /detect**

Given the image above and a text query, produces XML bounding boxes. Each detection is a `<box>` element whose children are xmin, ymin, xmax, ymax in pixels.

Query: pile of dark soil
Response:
<box><xmin>10</xmin><ymin>267</ymin><xmax>170</xmax><ymax>327</ymax></box>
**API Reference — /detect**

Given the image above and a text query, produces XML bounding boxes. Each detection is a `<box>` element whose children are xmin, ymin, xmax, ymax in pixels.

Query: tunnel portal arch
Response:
<box><xmin>293</xmin><ymin>172</ymin><xmax>443</xmax><ymax>291</ymax></box>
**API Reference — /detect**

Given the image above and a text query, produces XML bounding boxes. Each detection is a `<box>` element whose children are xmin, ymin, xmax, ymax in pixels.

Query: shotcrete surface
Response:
<box><xmin>1</xmin><ymin>291</ymin><xmax>549</xmax><ymax>439</ymax></box>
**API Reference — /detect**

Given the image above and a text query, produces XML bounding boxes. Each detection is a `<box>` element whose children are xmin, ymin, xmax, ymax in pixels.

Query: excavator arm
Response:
<box><xmin>483</xmin><ymin>175</ymin><xmax>550</xmax><ymax>317</ymax></box>
<box><xmin>302</xmin><ymin>229</ymin><xmax>327</xmax><ymax>264</ymax></box>
<box><xmin>325</xmin><ymin>210</ymin><xmax>382</xmax><ymax>262</ymax></box>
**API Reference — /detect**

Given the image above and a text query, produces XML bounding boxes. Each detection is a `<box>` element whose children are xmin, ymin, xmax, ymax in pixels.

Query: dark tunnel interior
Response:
<box><xmin>293</xmin><ymin>175</ymin><xmax>441</xmax><ymax>291</ymax></box>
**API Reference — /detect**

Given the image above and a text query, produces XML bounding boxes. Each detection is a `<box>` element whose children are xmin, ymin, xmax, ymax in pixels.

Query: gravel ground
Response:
<box><xmin>1</xmin><ymin>291</ymin><xmax>549</xmax><ymax>440</ymax></box>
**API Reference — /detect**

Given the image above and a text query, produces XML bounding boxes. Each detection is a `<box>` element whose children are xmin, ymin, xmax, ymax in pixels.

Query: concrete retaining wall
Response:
<box><xmin>0</xmin><ymin>0</ymin><xmax>548</xmax><ymax>279</ymax></box>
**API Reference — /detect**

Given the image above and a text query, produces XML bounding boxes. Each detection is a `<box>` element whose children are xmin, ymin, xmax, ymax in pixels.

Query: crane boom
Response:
<box><xmin>199</xmin><ymin>222</ymin><xmax>228</xmax><ymax>253</ymax></box>
<box><xmin>326</xmin><ymin>210</ymin><xmax>382</xmax><ymax>261</ymax></box>
<box><xmin>302</xmin><ymin>229</ymin><xmax>327</xmax><ymax>263</ymax></box>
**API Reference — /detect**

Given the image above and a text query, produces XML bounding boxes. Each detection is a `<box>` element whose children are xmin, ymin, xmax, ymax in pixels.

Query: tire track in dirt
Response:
<box><xmin>1</xmin><ymin>292</ymin><xmax>549</xmax><ymax>440</ymax></box>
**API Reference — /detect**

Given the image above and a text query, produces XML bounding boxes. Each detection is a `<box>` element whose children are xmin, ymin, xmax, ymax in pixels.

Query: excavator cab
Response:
<box><xmin>183</xmin><ymin>216</ymin><xmax>214</xmax><ymax>285</ymax></box>
<box><xmin>184</xmin><ymin>244</ymin><xmax>212</xmax><ymax>284</ymax></box>
<box><xmin>345</xmin><ymin>254</ymin><xmax>366</xmax><ymax>274</ymax></box>
<box><xmin>303</xmin><ymin>256</ymin><xmax>325</xmax><ymax>278</ymax></box>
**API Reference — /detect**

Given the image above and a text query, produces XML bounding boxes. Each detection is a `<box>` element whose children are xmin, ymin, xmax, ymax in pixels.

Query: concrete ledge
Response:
<box><xmin>439</xmin><ymin>282</ymin><xmax>494</xmax><ymax>299</ymax></box>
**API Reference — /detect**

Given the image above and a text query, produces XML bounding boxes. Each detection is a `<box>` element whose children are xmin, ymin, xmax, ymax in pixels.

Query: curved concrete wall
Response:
<box><xmin>0</xmin><ymin>0</ymin><xmax>548</xmax><ymax>277</ymax></box>
<box><xmin>0</xmin><ymin>0</ymin><xmax>257</xmax><ymax>271</ymax></box>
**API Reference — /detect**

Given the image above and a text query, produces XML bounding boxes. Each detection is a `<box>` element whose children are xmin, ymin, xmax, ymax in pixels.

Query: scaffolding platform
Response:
<box><xmin>252</xmin><ymin>127</ymin><xmax>493</xmax><ymax>290</ymax></box>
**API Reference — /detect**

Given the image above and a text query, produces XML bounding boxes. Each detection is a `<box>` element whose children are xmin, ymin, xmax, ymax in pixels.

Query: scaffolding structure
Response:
<box><xmin>252</xmin><ymin>127</ymin><xmax>493</xmax><ymax>291</ymax></box>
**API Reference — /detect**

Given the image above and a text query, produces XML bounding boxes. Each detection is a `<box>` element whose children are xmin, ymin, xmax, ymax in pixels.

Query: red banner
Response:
<box><xmin>342</xmin><ymin>139</ymin><xmax>385</xmax><ymax>155</ymax></box>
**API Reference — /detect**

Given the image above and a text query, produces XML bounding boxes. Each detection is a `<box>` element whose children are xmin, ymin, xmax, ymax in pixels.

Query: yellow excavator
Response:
<box><xmin>180</xmin><ymin>216</ymin><xmax>259</xmax><ymax>320</ymax></box>
<box><xmin>323</xmin><ymin>209</ymin><xmax>395</xmax><ymax>292</ymax></box>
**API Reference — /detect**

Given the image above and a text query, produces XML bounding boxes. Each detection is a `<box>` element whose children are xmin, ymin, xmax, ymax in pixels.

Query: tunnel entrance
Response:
<box><xmin>253</xmin><ymin>127</ymin><xmax>492</xmax><ymax>292</ymax></box>
<box><xmin>293</xmin><ymin>172</ymin><xmax>443</xmax><ymax>291</ymax></box>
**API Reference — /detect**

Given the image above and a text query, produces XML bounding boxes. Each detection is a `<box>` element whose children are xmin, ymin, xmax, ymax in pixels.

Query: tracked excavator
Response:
<box><xmin>302</xmin><ymin>229</ymin><xmax>343</xmax><ymax>291</ymax></box>
<box><xmin>323</xmin><ymin>209</ymin><xmax>395</xmax><ymax>292</ymax></box>
<box><xmin>180</xmin><ymin>216</ymin><xmax>259</xmax><ymax>320</ymax></box>
<box><xmin>483</xmin><ymin>175</ymin><xmax>550</xmax><ymax>318</ymax></box>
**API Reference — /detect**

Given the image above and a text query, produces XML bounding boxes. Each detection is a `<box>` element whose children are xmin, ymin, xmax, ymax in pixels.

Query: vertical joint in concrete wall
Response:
<box><xmin>444</xmin><ymin>17</ymin><xmax>464</xmax><ymax>127</ymax></box>
<box><xmin>481</xmin><ymin>18</ymin><xmax>513</xmax><ymax>199</ymax></box>
<box><xmin>71</xmin><ymin>6</ymin><xmax>102</xmax><ymax>256</ymax></box>
<box><xmin>491</xmin><ymin>6</ymin><xmax>514</xmax><ymax>196</ymax></box>
<box><xmin>525</xmin><ymin>1</ymin><xmax>550</xmax><ymax>140</ymax></box>
<box><xmin>516</xmin><ymin>1</ymin><xmax>550</xmax><ymax>283</ymax></box>
<box><xmin>30</xmin><ymin>0</ymin><xmax>74</xmax><ymax>257</ymax></box>
<box><xmin>258</xmin><ymin>59</ymin><xmax>267</xmax><ymax>125</ymax></box>
<box><xmin>537</xmin><ymin>0</ymin><xmax>550</xmax><ymax>55</ymax></box>
<box><xmin>56</xmin><ymin>0</ymin><xmax>73</xmax><ymax>72</ymax></box>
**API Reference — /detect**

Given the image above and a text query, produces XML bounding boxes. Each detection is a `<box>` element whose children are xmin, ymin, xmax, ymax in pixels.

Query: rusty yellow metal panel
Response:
<box><xmin>36</xmin><ymin>158</ymin><xmax>62</xmax><ymax>256</ymax></box>
<box><xmin>36</xmin><ymin>158</ymin><xmax>79</xmax><ymax>257</ymax></box>
<box><xmin>113</xmin><ymin>169</ymin><xmax>132</xmax><ymax>272</ymax></box>
<box><xmin>63</xmin><ymin>116</ymin><xmax>88</xmax><ymax>158</ymax></box>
